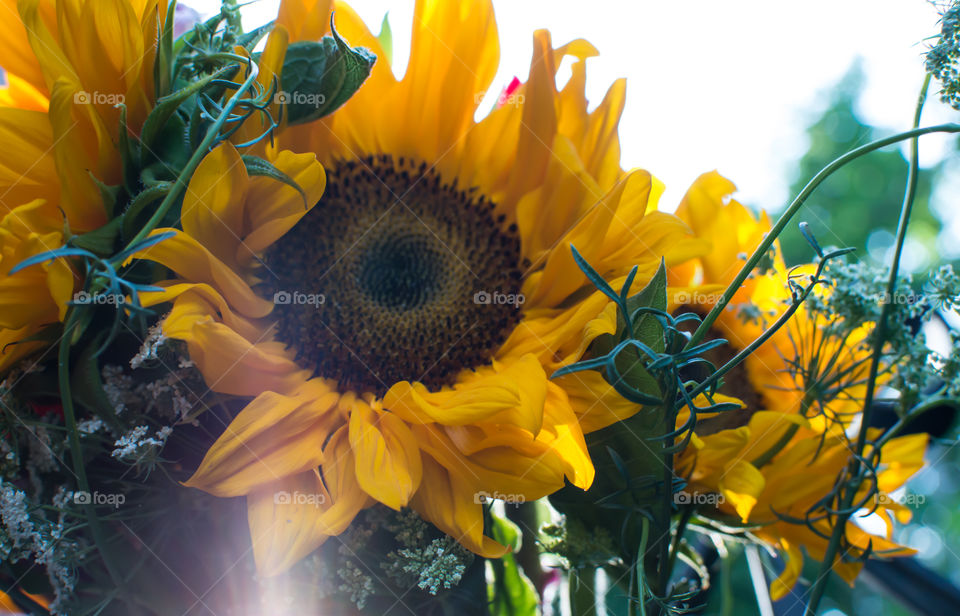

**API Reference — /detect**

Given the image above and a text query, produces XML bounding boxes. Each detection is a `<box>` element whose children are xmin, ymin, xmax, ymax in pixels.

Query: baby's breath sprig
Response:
<box><xmin>926</xmin><ymin>1</ymin><xmax>960</xmax><ymax>110</ymax></box>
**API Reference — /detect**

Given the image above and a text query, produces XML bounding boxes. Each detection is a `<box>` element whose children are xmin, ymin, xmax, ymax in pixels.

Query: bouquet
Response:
<box><xmin>0</xmin><ymin>0</ymin><xmax>958</xmax><ymax>614</ymax></box>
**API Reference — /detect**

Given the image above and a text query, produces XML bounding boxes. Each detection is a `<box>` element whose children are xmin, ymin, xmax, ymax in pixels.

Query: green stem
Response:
<box><xmin>803</xmin><ymin>72</ymin><xmax>931</xmax><ymax>616</ymax></box>
<box><xmin>58</xmin><ymin>310</ymin><xmax>124</xmax><ymax>589</ymax></box>
<box><xmin>570</xmin><ymin>568</ymin><xmax>597</xmax><ymax>616</ymax></box>
<box><xmin>876</xmin><ymin>397</ymin><xmax>960</xmax><ymax>448</ymax></box>
<box><xmin>685</xmin><ymin>119</ymin><xmax>959</xmax><ymax>351</ymax></box>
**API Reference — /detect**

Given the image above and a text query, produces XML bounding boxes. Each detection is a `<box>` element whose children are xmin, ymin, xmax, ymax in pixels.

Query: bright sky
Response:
<box><xmin>193</xmin><ymin>0</ymin><xmax>959</xmax><ymax>221</ymax></box>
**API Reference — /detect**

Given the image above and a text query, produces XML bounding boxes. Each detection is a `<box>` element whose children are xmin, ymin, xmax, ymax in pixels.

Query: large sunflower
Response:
<box><xmin>0</xmin><ymin>0</ymin><xmax>165</xmax><ymax>370</ymax></box>
<box><xmin>132</xmin><ymin>0</ymin><xmax>708</xmax><ymax>575</ymax></box>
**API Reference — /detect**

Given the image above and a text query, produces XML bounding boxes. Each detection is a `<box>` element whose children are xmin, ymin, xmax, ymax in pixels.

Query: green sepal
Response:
<box><xmin>142</xmin><ymin>111</ymin><xmax>191</xmax><ymax>180</ymax></box>
<box><xmin>279</xmin><ymin>18</ymin><xmax>376</xmax><ymax>125</ymax></box>
<box><xmin>117</xmin><ymin>104</ymin><xmax>140</xmax><ymax>195</ymax></box>
<box><xmin>589</xmin><ymin>259</ymin><xmax>669</xmax><ymax>400</ymax></box>
<box><xmin>240</xmin><ymin>155</ymin><xmax>308</xmax><ymax>207</ymax></box>
<box><xmin>121</xmin><ymin>183</ymin><xmax>174</xmax><ymax>244</ymax></box>
<box><xmin>70</xmin><ymin>217</ymin><xmax>122</xmax><ymax>257</ymax></box>
<box><xmin>237</xmin><ymin>21</ymin><xmax>275</xmax><ymax>52</ymax></box>
<box><xmin>154</xmin><ymin>0</ymin><xmax>178</xmax><ymax>99</ymax></box>
<box><xmin>89</xmin><ymin>173</ymin><xmax>123</xmax><ymax>220</ymax></box>
<box><xmin>140</xmin><ymin>64</ymin><xmax>237</xmax><ymax>160</ymax></box>
<box><xmin>376</xmin><ymin>13</ymin><xmax>393</xmax><ymax>66</ymax></box>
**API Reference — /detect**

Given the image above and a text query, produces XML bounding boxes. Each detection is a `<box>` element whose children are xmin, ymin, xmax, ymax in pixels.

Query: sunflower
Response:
<box><xmin>131</xmin><ymin>0</ymin><xmax>707</xmax><ymax>575</ymax></box>
<box><xmin>672</xmin><ymin>171</ymin><xmax>878</xmax><ymax>431</ymax></box>
<box><xmin>670</xmin><ymin>172</ymin><xmax>929</xmax><ymax>598</ymax></box>
<box><xmin>0</xmin><ymin>0</ymin><xmax>166</xmax><ymax>370</ymax></box>
<box><xmin>677</xmin><ymin>411</ymin><xmax>926</xmax><ymax>600</ymax></box>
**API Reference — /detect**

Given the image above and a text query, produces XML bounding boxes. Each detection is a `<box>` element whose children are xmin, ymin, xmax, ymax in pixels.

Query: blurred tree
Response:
<box><xmin>777</xmin><ymin>61</ymin><xmax>944</xmax><ymax>267</ymax></box>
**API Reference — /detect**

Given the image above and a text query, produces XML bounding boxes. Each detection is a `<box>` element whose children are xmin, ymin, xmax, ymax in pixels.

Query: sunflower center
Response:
<box><xmin>263</xmin><ymin>155</ymin><xmax>526</xmax><ymax>396</ymax></box>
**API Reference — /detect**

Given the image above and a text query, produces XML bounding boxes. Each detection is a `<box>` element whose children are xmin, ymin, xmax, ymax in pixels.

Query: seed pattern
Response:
<box><xmin>264</xmin><ymin>155</ymin><xmax>526</xmax><ymax>395</ymax></box>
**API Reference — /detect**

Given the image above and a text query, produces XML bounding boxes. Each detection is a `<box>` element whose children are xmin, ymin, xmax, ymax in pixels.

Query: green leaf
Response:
<box><xmin>240</xmin><ymin>155</ymin><xmax>308</xmax><ymax>207</ymax></box>
<box><xmin>376</xmin><ymin>13</ymin><xmax>393</xmax><ymax>65</ymax></box>
<box><xmin>279</xmin><ymin>18</ymin><xmax>376</xmax><ymax>125</ymax></box>
<box><xmin>487</xmin><ymin>514</ymin><xmax>539</xmax><ymax>616</ymax></box>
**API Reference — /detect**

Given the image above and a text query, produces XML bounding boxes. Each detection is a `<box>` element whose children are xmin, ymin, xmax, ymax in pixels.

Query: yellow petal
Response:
<box><xmin>348</xmin><ymin>399</ymin><xmax>422</xmax><ymax>510</ymax></box>
<box><xmin>162</xmin><ymin>293</ymin><xmax>308</xmax><ymax>397</ymax></box>
<box><xmin>240</xmin><ymin>149</ymin><xmax>326</xmax><ymax>264</ymax></box>
<box><xmin>0</xmin><ymin>106</ymin><xmax>57</xmax><ymax>214</ymax></box>
<box><xmin>384</xmin><ymin>354</ymin><xmax>546</xmax><ymax>435</ymax></box>
<box><xmin>400</xmin><ymin>0</ymin><xmax>498</xmax><ymax>162</ymax></box>
<box><xmin>185</xmin><ymin>381</ymin><xmax>340</xmax><ymax>497</ymax></box>
<box><xmin>769</xmin><ymin>539</ymin><xmax>803</xmax><ymax>601</ymax></box>
<box><xmin>129</xmin><ymin>228</ymin><xmax>272</xmax><ymax>318</ymax></box>
<box><xmin>503</xmin><ymin>29</ymin><xmax>557</xmax><ymax>206</ymax></box>
<box><xmin>247</xmin><ymin>470</ymin><xmax>331</xmax><ymax>577</ymax></box>
<box><xmin>181</xmin><ymin>143</ymin><xmax>249</xmax><ymax>267</ymax></box>
<box><xmin>556</xmin><ymin>369</ymin><xmax>640</xmax><ymax>434</ymax></box>
<box><xmin>718</xmin><ymin>460</ymin><xmax>765</xmax><ymax>522</ymax></box>
<box><xmin>246</xmin><ymin>447</ymin><xmax>366</xmax><ymax>577</ymax></box>
<box><xmin>276</xmin><ymin>0</ymin><xmax>331</xmax><ymax>43</ymax></box>
<box><xmin>411</xmin><ymin>454</ymin><xmax>508</xmax><ymax>559</ymax></box>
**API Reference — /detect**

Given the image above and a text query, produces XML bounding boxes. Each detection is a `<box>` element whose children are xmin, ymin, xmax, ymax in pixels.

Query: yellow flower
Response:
<box><xmin>677</xmin><ymin>411</ymin><xmax>927</xmax><ymax>600</ymax></box>
<box><xmin>0</xmin><ymin>0</ymin><xmax>166</xmax><ymax>370</ymax></box>
<box><xmin>0</xmin><ymin>200</ymin><xmax>74</xmax><ymax>372</ymax></box>
<box><xmin>671</xmin><ymin>172</ymin><xmax>929</xmax><ymax>599</ymax></box>
<box><xmin>0</xmin><ymin>0</ymin><xmax>166</xmax><ymax>230</ymax></box>
<box><xmin>674</xmin><ymin>171</ymin><xmax>874</xmax><ymax>431</ymax></box>
<box><xmin>132</xmin><ymin>0</ymin><xmax>707</xmax><ymax>576</ymax></box>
